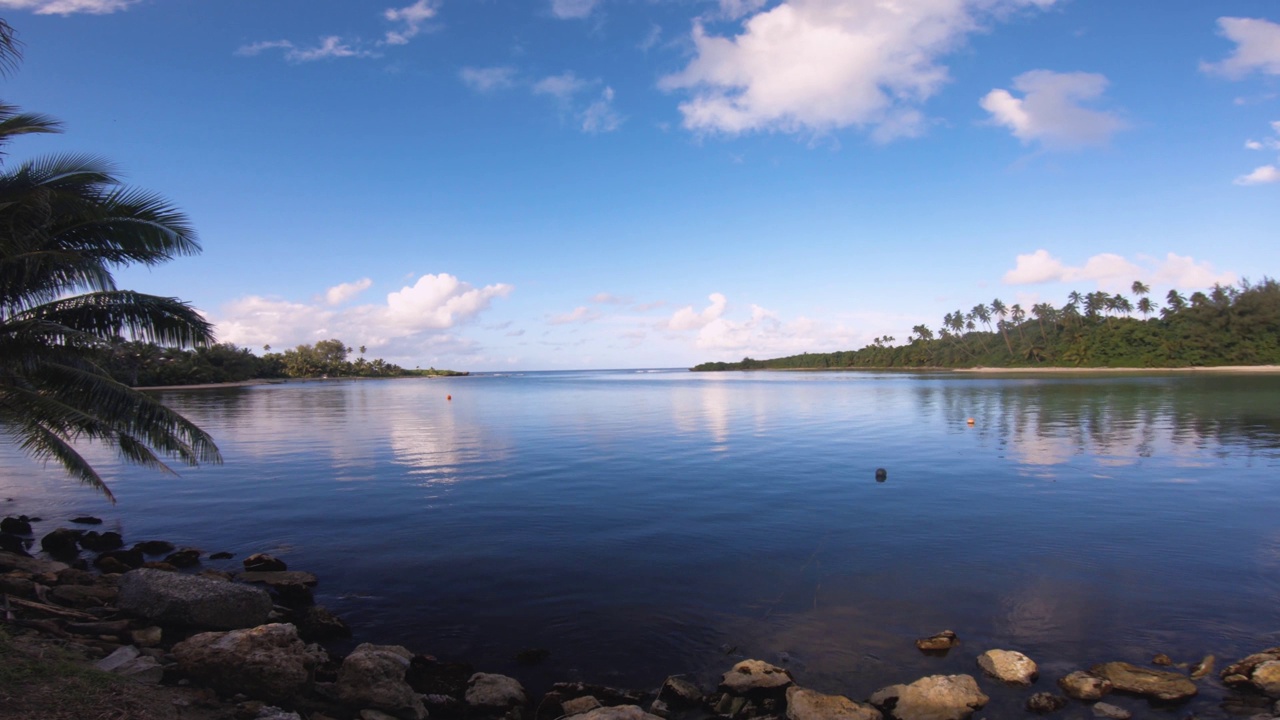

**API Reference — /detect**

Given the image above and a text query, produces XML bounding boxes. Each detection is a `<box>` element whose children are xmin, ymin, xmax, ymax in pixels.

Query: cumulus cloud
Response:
<box><xmin>550</xmin><ymin>0</ymin><xmax>597</xmax><ymax>19</ymax></box>
<box><xmin>659</xmin><ymin>0</ymin><xmax>1058</xmax><ymax>139</ymax></box>
<box><xmin>1003</xmin><ymin>249</ymin><xmax>1236</xmax><ymax>291</ymax></box>
<box><xmin>215</xmin><ymin>273</ymin><xmax>512</xmax><ymax>350</ymax></box>
<box><xmin>383</xmin><ymin>0</ymin><xmax>439</xmax><ymax>45</ymax></box>
<box><xmin>1202</xmin><ymin>17</ymin><xmax>1280</xmax><ymax>79</ymax></box>
<box><xmin>1236</xmin><ymin>120</ymin><xmax>1280</xmax><ymax>185</ymax></box>
<box><xmin>668</xmin><ymin>293</ymin><xmax>728</xmax><ymax>331</ymax></box>
<box><xmin>981</xmin><ymin>70</ymin><xmax>1125</xmax><ymax>149</ymax></box>
<box><xmin>1235</xmin><ymin>165</ymin><xmax>1280</xmax><ymax>186</ymax></box>
<box><xmin>0</xmin><ymin>0</ymin><xmax>137</xmax><ymax>14</ymax></box>
<box><xmin>323</xmin><ymin>278</ymin><xmax>373</xmax><ymax>306</ymax></box>
<box><xmin>548</xmin><ymin>306</ymin><xmax>602</xmax><ymax>325</ymax></box>
<box><xmin>581</xmin><ymin>87</ymin><xmax>623</xmax><ymax>133</ymax></box>
<box><xmin>459</xmin><ymin>66</ymin><xmax>516</xmax><ymax>93</ymax></box>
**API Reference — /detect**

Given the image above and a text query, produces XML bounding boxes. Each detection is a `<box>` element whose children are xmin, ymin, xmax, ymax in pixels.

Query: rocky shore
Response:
<box><xmin>4</xmin><ymin>517</ymin><xmax>1280</xmax><ymax>720</ymax></box>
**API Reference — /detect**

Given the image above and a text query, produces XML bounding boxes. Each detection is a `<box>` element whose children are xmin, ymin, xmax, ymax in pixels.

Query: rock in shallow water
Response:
<box><xmin>337</xmin><ymin>643</ymin><xmax>427</xmax><ymax>720</ymax></box>
<box><xmin>118</xmin><ymin>568</ymin><xmax>272</xmax><ymax>629</ymax></box>
<box><xmin>1025</xmin><ymin>692</ymin><xmax>1066</xmax><ymax>714</ymax></box>
<box><xmin>720</xmin><ymin>659</ymin><xmax>794</xmax><ymax>695</ymax></box>
<box><xmin>467</xmin><ymin>672</ymin><xmax>528</xmax><ymax>711</ymax></box>
<box><xmin>1089</xmin><ymin>662</ymin><xmax>1196</xmax><ymax>702</ymax></box>
<box><xmin>785</xmin><ymin>685</ymin><xmax>881</xmax><ymax>720</ymax></box>
<box><xmin>870</xmin><ymin>674</ymin><xmax>988</xmax><ymax>720</ymax></box>
<box><xmin>976</xmin><ymin>649</ymin><xmax>1038</xmax><ymax>685</ymax></box>
<box><xmin>915</xmin><ymin>631</ymin><xmax>958</xmax><ymax>653</ymax></box>
<box><xmin>1091</xmin><ymin>702</ymin><xmax>1132</xmax><ymax>719</ymax></box>
<box><xmin>244</xmin><ymin>553</ymin><xmax>288</xmax><ymax>572</ymax></box>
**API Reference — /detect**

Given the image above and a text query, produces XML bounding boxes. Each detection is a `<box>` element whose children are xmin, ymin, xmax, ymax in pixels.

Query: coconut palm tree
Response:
<box><xmin>0</xmin><ymin>26</ymin><xmax>219</xmax><ymax>500</ymax></box>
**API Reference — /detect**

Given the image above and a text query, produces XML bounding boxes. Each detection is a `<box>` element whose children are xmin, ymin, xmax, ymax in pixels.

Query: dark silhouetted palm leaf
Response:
<box><xmin>1</xmin><ymin>65</ymin><xmax>221</xmax><ymax>501</ymax></box>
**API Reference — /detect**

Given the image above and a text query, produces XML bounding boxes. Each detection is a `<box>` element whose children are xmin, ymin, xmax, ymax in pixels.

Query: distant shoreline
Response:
<box><xmin>133</xmin><ymin>376</ymin><xmax>442</xmax><ymax>391</ymax></box>
<box><xmin>709</xmin><ymin>365</ymin><xmax>1280</xmax><ymax>375</ymax></box>
<box><xmin>954</xmin><ymin>365</ymin><xmax>1280</xmax><ymax>374</ymax></box>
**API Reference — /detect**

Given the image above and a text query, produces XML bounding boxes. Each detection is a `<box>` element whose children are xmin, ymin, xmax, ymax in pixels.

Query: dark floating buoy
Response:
<box><xmin>447</xmin><ymin>394</ymin><xmax>452</xmax><ymax>401</ymax></box>
<box><xmin>875</xmin><ymin>468</ymin><xmax>887</xmax><ymax>482</ymax></box>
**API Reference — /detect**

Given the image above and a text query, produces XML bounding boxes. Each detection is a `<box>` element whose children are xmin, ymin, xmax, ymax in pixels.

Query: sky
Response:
<box><xmin>1</xmin><ymin>0</ymin><xmax>1277</xmax><ymax>371</ymax></box>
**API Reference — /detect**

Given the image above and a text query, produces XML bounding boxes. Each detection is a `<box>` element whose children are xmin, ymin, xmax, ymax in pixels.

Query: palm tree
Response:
<box><xmin>0</xmin><ymin>29</ymin><xmax>219</xmax><ymax>500</ymax></box>
<box><xmin>1131</xmin><ymin>280</ymin><xmax>1150</xmax><ymax>300</ymax></box>
<box><xmin>1136</xmin><ymin>297</ymin><xmax>1153</xmax><ymax>319</ymax></box>
<box><xmin>989</xmin><ymin>298</ymin><xmax>1013</xmax><ymax>355</ymax></box>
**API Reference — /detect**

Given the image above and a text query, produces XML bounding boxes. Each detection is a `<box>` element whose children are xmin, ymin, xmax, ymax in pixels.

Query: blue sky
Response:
<box><xmin>2</xmin><ymin>0</ymin><xmax>1277</xmax><ymax>370</ymax></box>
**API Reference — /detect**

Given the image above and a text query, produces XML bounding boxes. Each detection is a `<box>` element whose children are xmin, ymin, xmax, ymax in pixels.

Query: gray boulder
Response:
<box><xmin>786</xmin><ymin>685</ymin><xmax>882</xmax><ymax>720</ymax></box>
<box><xmin>720</xmin><ymin>659</ymin><xmax>794</xmax><ymax>695</ymax></box>
<box><xmin>171</xmin><ymin>623</ymin><xmax>324</xmax><ymax>704</ymax></box>
<box><xmin>976</xmin><ymin>649</ymin><xmax>1038</xmax><ymax>685</ymax></box>
<box><xmin>336</xmin><ymin>643</ymin><xmax>427</xmax><ymax>720</ymax></box>
<box><xmin>467</xmin><ymin>672</ymin><xmax>528</xmax><ymax>711</ymax></box>
<box><xmin>1090</xmin><ymin>662</ymin><xmax>1196</xmax><ymax>702</ymax></box>
<box><xmin>869</xmin><ymin>675</ymin><xmax>989</xmax><ymax>720</ymax></box>
<box><xmin>118</xmin><ymin>568</ymin><xmax>272</xmax><ymax>629</ymax></box>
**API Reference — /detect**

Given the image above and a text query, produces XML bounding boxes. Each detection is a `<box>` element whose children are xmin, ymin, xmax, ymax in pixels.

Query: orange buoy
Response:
<box><xmin>966</xmin><ymin>417</ymin><xmax>975</xmax><ymax>425</ymax></box>
<box><xmin>447</xmin><ymin>395</ymin><xmax>452</xmax><ymax>401</ymax></box>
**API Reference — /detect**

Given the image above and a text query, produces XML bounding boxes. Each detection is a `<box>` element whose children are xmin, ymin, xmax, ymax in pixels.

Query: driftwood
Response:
<box><xmin>3</xmin><ymin>594</ymin><xmax>98</xmax><ymax>620</ymax></box>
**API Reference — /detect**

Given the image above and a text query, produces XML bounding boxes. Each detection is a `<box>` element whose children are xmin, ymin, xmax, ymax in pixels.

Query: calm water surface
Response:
<box><xmin>4</xmin><ymin>370</ymin><xmax>1280</xmax><ymax>715</ymax></box>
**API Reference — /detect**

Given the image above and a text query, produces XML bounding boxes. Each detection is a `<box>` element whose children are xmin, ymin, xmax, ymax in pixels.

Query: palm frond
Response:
<box><xmin>21</xmin><ymin>291</ymin><xmax>214</xmax><ymax>348</ymax></box>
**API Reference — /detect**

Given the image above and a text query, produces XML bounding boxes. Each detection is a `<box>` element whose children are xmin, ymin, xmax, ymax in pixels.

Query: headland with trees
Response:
<box><xmin>693</xmin><ymin>279</ymin><xmax>1280</xmax><ymax>371</ymax></box>
<box><xmin>97</xmin><ymin>338</ymin><xmax>467</xmax><ymax>388</ymax></box>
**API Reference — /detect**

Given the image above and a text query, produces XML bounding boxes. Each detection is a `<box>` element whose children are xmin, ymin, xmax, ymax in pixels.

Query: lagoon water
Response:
<box><xmin>4</xmin><ymin>370</ymin><xmax>1280</xmax><ymax>713</ymax></box>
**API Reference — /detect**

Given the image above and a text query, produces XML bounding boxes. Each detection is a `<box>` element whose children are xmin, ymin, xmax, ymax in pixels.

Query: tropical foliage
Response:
<box><xmin>94</xmin><ymin>338</ymin><xmax>465</xmax><ymax>386</ymax></box>
<box><xmin>0</xmin><ymin>19</ymin><xmax>218</xmax><ymax>500</ymax></box>
<box><xmin>693</xmin><ymin>279</ymin><xmax>1280</xmax><ymax>371</ymax></box>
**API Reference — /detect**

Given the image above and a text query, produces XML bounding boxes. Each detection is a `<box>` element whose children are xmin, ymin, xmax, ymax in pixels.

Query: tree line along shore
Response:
<box><xmin>693</xmin><ymin>279</ymin><xmax>1280</xmax><ymax>372</ymax></box>
<box><xmin>97</xmin><ymin>338</ymin><xmax>467</xmax><ymax>388</ymax></box>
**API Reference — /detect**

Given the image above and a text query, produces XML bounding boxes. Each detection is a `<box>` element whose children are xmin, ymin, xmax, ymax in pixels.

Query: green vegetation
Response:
<box><xmin>693</xmin><ymin>279</ymin><xmax>1280</xmax><ymax>371</ymax></box>
<box><xmin>0</xmin><ymin>19</ymin><xmax>219</xmax><ymax>500</ymax></box>
<box><xmin>96</xmin><ymin>337</ymin><xmax>467</xmax><ymax>386</ymax></box>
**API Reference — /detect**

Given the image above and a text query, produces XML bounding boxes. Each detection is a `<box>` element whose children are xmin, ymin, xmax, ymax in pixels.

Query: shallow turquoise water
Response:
<box><xmin>3</xmin><ymin>370</ymin><xmax>1279</xmax><ymax>714</ymax></box>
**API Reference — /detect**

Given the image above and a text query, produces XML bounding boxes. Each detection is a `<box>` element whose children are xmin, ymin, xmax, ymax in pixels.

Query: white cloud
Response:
<box><xmin>1236</xmin><ymin>120</ymin><xmax>1280</xmax><ymax>185</ymax></box>
<box><xmin>550</xmin><ymin>0</ymin><xmax>597</xmax><ymax>19</ymax></box>
<box><xmin>981</xmin><ymin>70</ymin><xmax>1125</xmax><ymax>149</ymax></box>
<box><xmin>1202</xmin><ymin>17</ymin><xmax>1280</xmax><ymax>79</ymax></box>
<box><xmin>590</xmin><ymin>293</ymin><xmax>632</xmax><ymax>305</ymax></box>
<box><xmin>0</xmin><ymin>0</ymin><xmax>137</xmax><ymax>14</ymax></box>
<box><xmin>659</xmin><ymin>0</ymin><xmax>1059</xmax><ymax>139</ymax></box>
<box><xmin>323</xmin><ymin>278</ymin><xmax>373</xmax><ymax>306</ymax></box>
<box><xmin>383</xmin><ymin>0</ymin><xmax>439</xmax><ymax>45</ymax></box>
<box><xmin>548</xmin><ymin>306</ymin><xmax>601</xmax><ymax>325</ymax></box>
<box><xmin>235</xmin><ymin>40</ymin><xmax>295</xmax><ymax>57</ymax></box>
<box><xmin>238</xmin><ymin>37</ymin><xmax>376</xmax><ymax>63</ymax></box>
<box><xmin>215</xmin><ymin>273</ymin><xmax>512</xmax><ymax>351</ymax></box>
<box><xmin>581</xmin><ymin>87</ymin><xmax>623</xmax><ymax>133</ymax></box>
<box><xmin>668</xmin><ymin>293</ymin><xmax>727</xmax><ymax>331</ymax></box>
<box><xmin>1235</xmin><ymin>165</ymin><xmax>1280</xmax><ymax>186</ymax></box>
<box><xmin>289</xmin><ymin>36</ymin><xmax>374</xmax><ymax>62</ymax></box>
<box><xmin>459</xmin><ymin>66</ymin><xmax>516</xmax><ymax>93</ymax></box>
<box><xmin>1003</xmin><ymin>249</ymin><xmax>1235</xmax><ymax>292</ymax></box>
<box><xmin>533</xmin><ymin>71</ymin><xmax>589</xmax><ymax>99</ymax></box>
